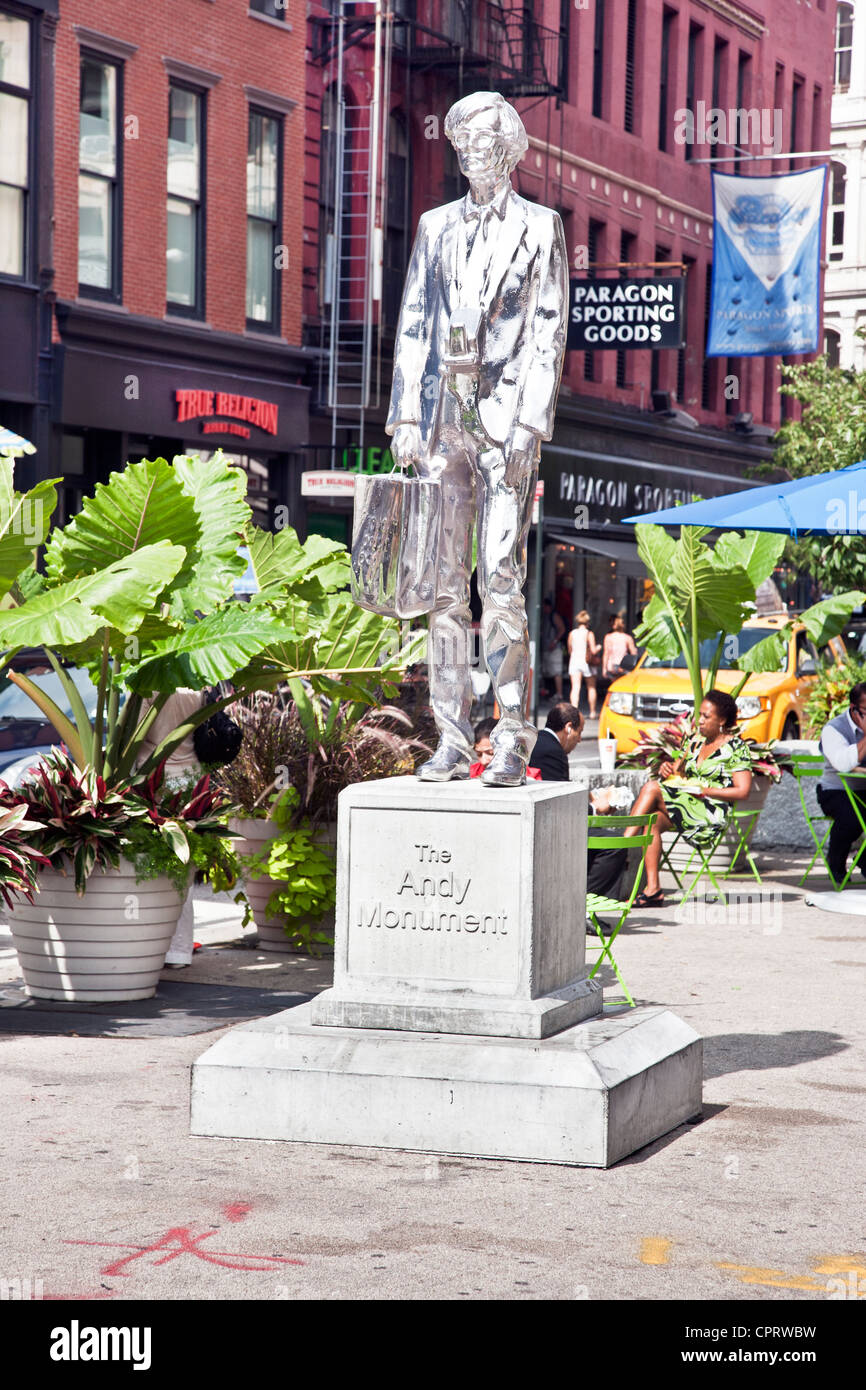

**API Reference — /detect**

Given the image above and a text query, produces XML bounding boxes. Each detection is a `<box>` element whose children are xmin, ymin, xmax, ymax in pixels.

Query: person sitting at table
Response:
<box><xmin>528</xmin><ymin>701</ymin><xmax>583</xmax><ymax>781</ymax></box>
<box><xmin>817</xmin><ymin>680</ymin><xmax>866</xmax><ymax>886</ymax></box>
<box><xmin>623</xmin><ymin>689</ymin><xmax>753</xmax><ymax>908</ymax></box>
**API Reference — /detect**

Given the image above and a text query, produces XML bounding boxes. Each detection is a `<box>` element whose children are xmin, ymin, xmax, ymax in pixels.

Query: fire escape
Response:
<box><xmin>308</xmin><ymin>1</ymin><xmax>565</xmax><ymax>463</ymax></box>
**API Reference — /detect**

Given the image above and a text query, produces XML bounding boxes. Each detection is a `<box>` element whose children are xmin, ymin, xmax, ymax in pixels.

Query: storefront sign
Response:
<box><xmin>567</xmin><ymin>277</ymin><xmax>684</xmax><ymax>350</ymax></box>
<box><xmin>532</xmin><ymin>478</ymin><xmax>544</xmax><ymax>525</ymax></box>
<box><xmin>301</xmin><ymin>471</ymin><xmax>357</xmax><ymax>498</ymax></box>
<box><xmin>340</xmin><ymin>444</ymin><xmax>394</xmax><ymax>474</ymax></box>
<box><xmin>175</xmin><ymin>389</ymin><xmax>280</xmax><ymax>438</ymax></box>
<box><xmin>557</xmin><ymin>467</ymin><xmax>698</xmax><ymax>520</ymax></box>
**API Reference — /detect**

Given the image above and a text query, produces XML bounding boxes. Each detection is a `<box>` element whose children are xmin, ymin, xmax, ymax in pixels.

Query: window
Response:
<box><xmin>558</xmin><ymin>0</ymin><xmax>570</xmax><ymax>102</ymax></box>
<box><xmin>652</xmin><ymin>244</ymin><xmax>669</xmax><ymax>397</ymax></box>
<box><xmin>584</xmin><ymin>219</ymin><xmax>604</xmax><ymax>382</ymax></box>
<box><xmin>712</xmin><ymin>37</ymin><xmax>728</xmax><ymax>157</ymax></box>
<box><xmin>167</xmin><ymin>85</ymin><xmax>205</xmax><ymax>315</ymax></box>
<box><xmin>592</xmin><ymin>0</ymin><xmax>606</xmax><ymax>120</ymax></box>
<box><xmin>835</xmin><ymin>3</ymin><xmax>853</xmax><ymax>91</ymax></box>
<box><xmin>790</xmin><ymin>76</ymin><xmax>803</xmax><ymax>169</ymax></box>
<box><xmin>829</xmin><ymin>161</ymin><xmax>846</xmax><ymax>261</ymax></box>
<box><xmin>624</xmin><ymin>0</ymin><xmax>638</xmax><ymax>133</ymax></box>
<box><xmin>736</xmin><ymin>52</ymin><xmax>752</xmax><ymax>156</ymax></box>
<box><xmin>382</xmin><ymin>114</ymin><xmax>409</xmax><ymax>330</ymax></box>
<box><xmin>616</xmin><ymin>230</ymin><xmax>635</xmax><ymax>389</ymax></box>
<box><xmin>678</xmin><ymin>256</ymin><xmax>694</xmax><ymax>403</ymax></box>
<box><xmin>250</xmin><ymin>0</ymin><xmax>288</xmax><ymax>21</ymax></box>
<box><xmin>685</xmin><ymin>24</ymin><xmax>702</xmax><ymax>161</ymax></box>
<box><xmin>701</xmin><ymin>264</ymin><xmax>714</xmax><ymax>410</ymax></box>
<box><xmin>658</xmin><ymin>9</ymin><xmax>676</xmax><ymax>152</ymax></box>
<box><xmin>0</xmin><ymin>11</ymin><xmax>31</xmax><ymax>277</ymax></box>
<box><xmin>824</xmin><ymin>328</ymin><xmax>841</xmax><ymax>369</ymax></box>
<box><xmin>247</xmin><ymin>108</ymin><xmax>282</xmax><ymax>329</ymax></box>
<box><xmin>79</xmin><ymin>54</ymin><xmax>122</xmax><ymax>297</ymax></box>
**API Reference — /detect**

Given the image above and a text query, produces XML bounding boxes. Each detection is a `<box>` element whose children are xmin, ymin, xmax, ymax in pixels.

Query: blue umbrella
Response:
<box><xmin>622</xmin><ymin>459</ymin><xmax>866</xmax><ymax>537</ymax></box>
<box><xmin>0</xmin><ymin>427</ymin><xmax>35</xmax><ymax>455</ymax></box>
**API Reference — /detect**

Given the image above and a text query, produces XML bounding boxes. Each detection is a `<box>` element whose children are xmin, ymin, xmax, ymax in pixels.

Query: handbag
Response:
<box><xmin>193</xmin><ymin>684</ymin><xmax>242</xmax><ymax>767</ymax></box>
<box><xmin>350</xmin><ymin>467</ymin><xmax>442</xmax><ymax>619</ymax></box>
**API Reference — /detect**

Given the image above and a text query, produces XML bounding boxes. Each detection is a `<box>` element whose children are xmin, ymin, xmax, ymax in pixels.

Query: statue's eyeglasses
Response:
<box><xmin>451</xmin><ymin>129</ymin><xmax>497</xmax><ymax>153</ymax></box>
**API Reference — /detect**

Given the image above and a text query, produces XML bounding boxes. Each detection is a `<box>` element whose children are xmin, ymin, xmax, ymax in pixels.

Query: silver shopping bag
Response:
<box><xmin>350</xmin><ymin>470</ymin><xmax>442</xmax><ymax>618</ymax></box>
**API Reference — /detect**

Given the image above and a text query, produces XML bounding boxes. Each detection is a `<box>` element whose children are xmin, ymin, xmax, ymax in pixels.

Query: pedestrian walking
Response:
<box><xmin>602</xmin><ymin>612</ymin><xmax>638</xmax><ymax>680</ymax></box>
<box><xmin>568</xmin><ymin>610</ymin><xmax>600</xmax><ymax>716</ymax></box>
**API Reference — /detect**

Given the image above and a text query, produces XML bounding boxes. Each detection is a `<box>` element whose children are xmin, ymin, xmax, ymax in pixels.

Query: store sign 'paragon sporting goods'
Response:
<box><xmin>567</xmin><ymin>276</ymin><xmax>684</xmax><ymax>350</ymax></box>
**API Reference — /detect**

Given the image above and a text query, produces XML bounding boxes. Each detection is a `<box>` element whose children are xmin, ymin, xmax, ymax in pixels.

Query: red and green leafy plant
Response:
<box><xmin>0</xmin><ymin>749</ymin><xmax>238</xmax><ymax>895</ymax></box>
<box><xmin>0</xmin><ymin>803</ymin><xmax>50</xmax><ymax>909</ymax></box>
<box><xmin>619</xmin><ymin>713</ymin><xmax>783</xmax><ymax>782</ymax></box>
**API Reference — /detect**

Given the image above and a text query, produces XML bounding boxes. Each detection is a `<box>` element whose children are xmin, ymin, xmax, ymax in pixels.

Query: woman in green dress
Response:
<box><xmin>626</xmin><ymin>690</ymin><xmax>753</xmax><ymax>907</ymax></box>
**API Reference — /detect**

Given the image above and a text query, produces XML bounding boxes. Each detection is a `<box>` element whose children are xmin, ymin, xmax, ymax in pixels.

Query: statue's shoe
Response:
<box><xmin>480</xmin><ymin>748</ymin><xmax>526</xmax><ymax>787</ymax></box>
<box><xmin>417</xmin><ymin>745</ymin><xmax>472</xmax><ymax>782</ymax></box>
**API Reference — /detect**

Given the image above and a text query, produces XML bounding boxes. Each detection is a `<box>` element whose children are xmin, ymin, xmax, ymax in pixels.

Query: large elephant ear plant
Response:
<box><xmin>0</xmin><ymin>452</ymin><xmax>417</xmax><ymax>787</ymax></box>
<box><xmin>634</xmin><ymin>522</ymin><xmax>865</xmax><ymax>711</ymax></box>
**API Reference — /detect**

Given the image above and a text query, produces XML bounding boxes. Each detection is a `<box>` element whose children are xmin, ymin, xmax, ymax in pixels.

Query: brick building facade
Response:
<box><xmin>1</xmin><ymin>0</ymin><xmax>310</xmax><ymax>525</ymax></box>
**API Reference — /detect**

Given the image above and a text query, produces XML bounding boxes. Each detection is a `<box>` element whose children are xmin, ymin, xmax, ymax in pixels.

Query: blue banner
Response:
<box><xmin>707</xmin><ymin>167</ymin><xmax>827</xmax><ymax>357</ymax></box>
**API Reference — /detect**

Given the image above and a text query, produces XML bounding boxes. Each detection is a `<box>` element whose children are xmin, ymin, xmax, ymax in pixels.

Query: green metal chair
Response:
<box><xmin>831</xmin><ymin>771</ymin><xmax>866</xmax><ymax>890</ymax></box>
<box><xmin>659</xmin><ymin>819</ymin><xmax>729</xmax><ymax>906</ymax></box>
<box><xmin>723</xmin><ymin>804</ymin><xmax>763</xmax><ymax>885</ymax></box>
<box><xmin>585</xmin><ymin>811</ymin><xmax>657</xmax><ymax>1008</ymax></box>
<box><xmin>789</xmin><ymin>753</ymin><xmax>833</xmax><ymax>886</ymax></box>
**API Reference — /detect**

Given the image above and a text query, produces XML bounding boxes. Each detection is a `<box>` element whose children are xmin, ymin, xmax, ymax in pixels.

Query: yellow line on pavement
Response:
<box><xmin>640</xmin><ymin>1237</ymin><xmax>672</xmax><ymax>1266</ymax></box>
<box><xmin>717</xmin><ymin>1263</ymin><xmax>825</xmax><ymax>1291</ymax></box>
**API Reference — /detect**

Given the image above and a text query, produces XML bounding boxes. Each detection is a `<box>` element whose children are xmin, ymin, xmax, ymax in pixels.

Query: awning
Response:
<box><xmin>545</xmin><ymin>531</ymin><xmax>643</xmax><ymax>566</ymax></box>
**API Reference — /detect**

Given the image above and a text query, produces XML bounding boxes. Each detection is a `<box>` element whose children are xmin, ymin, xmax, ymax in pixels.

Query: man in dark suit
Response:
<box><xmin>528</xmin><ymin>702</ymin><xmax>582</xmax><ymax>781</ymax></box>
<box><xmin>528</xmin><ymin>701</ymin><xmax>627</xmax><ymax>910</ymax></box>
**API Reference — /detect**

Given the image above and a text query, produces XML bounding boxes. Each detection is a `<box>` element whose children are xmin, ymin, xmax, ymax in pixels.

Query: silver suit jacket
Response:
<box><xmin>385</xmin><ymin>188</ymin><xmax>569</xmax><ymax>449</ymax></box>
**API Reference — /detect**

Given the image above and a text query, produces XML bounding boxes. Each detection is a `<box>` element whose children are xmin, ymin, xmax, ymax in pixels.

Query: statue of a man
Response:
<box><xmin>386</xmin><ymin>91</ymin><xmax>569</xmax><ymax>786</ymax></box>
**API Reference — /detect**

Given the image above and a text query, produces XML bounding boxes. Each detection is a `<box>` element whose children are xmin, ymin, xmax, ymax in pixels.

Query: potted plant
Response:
<box><xmin>216</xmin><ymin>689</ymin><xmax>429</xmax><ymax>952</ymax></box>
<box><xmin>0</xmin><ymin>751</ymin><xmax>236</xmax><ymax>1001</ymax></box>
<box><xmin>620</xmin><ymin>712</ymin><xmax>783</xmax><ymax>871</ymax></box>
<box><xmin>0</xmin><ymin>452</ymin><xmax>416</xmax><ymax>996</ymax></box>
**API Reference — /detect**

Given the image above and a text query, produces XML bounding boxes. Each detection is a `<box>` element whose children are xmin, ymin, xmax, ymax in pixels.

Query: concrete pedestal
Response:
<box><xmin>191</xmin><ymin>1002</ymin><xmax>701</xmax><ymax>1167</ymax></box>
<box><xmin>191</xmin><ymin>778</ymin><xmax>702</xmax><ymax>1166</ymax></box>
<box><xmin>312</xmin><ymin>777</ymin><xmax>600</xmax><ymax>1039</ymax></box>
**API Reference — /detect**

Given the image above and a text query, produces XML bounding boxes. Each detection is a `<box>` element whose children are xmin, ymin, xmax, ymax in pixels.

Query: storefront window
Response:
<box><xmin>0</xmin><ymin>13</ymin><xmax>30</xmax><ymax>278</ymax></box>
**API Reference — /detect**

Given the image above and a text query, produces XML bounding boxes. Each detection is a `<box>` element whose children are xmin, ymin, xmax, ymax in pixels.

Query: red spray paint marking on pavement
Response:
<box><xmin>222</xmin><ymin>1201</ymin><xmax>253</xmax><ymax>1223</ymax></box>
<box><xmin>65</xmin><ymin>1229</ymin><xmax>304</xmax><ymax>1277</ymax></box>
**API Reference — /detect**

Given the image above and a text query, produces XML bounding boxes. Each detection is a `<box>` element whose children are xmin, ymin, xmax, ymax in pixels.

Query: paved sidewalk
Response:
<box><xmin>0</xmin><ymin>852</ymin><xmax>864</xmax><ymax>1302</ymax></box>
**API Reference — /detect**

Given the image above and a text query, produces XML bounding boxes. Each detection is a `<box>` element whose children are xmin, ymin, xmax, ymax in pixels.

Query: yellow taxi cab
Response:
<box><xmin>599</xmin><ymin>614</ymin><xmax>846</xmax><ymax>752</ymax></box>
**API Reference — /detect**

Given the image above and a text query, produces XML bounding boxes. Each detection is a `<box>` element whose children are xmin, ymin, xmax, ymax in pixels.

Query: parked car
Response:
<box><xmin>599</xmin><ymin>615</ymin><xmax>846</xmax><ymax>751</ymax></box>
<box><xmin>0</xmin><ymin>661</ymin><xmax>98</xmax><ymax>781</ymax></box>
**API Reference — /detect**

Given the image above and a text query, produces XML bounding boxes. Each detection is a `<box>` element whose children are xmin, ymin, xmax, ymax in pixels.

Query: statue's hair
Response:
<box><xmin>444</xmin><ymin>91</ymin><xmax>528</xmax><ymax>171</ymax></box>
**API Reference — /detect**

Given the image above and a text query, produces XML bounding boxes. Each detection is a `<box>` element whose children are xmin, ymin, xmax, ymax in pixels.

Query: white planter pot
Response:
<box><xmin>662</xmin><ymin>776</ymin><xmax>772</xmax><ymax>874</ymax></box>
<box><xmin>231</xmin><ymin>816</ymin><xmax>336</xmax><ymax>954</ymax></box>
<box><xmin>8</xmin><ymin>860</ymin><xmax>183</xmax><ymax>1003</ymax></box>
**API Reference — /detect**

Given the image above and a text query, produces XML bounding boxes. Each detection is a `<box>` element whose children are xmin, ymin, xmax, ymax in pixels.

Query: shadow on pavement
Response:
<box><xmin>702</xmin><ymin>1028</ymin><xmax>849</xmax><ymax>1079</ymax></box>
<box><xmin>0</xmin><ymin>979</ymin><xmax>311</xmax><ymax>1038</ymax></box>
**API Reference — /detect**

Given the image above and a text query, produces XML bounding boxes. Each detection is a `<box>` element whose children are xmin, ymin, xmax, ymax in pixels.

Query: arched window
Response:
<box><xmin>382</xmin><ymin>113</ymin><xmax>409</xmax><ymax>330</ymax></box>
<box><xmin>835</xmin><ymin>3</ymin><xmax>854</xmax><ymax>90</ymax></box>
<box><xmin>829</xmin><ymin>160</ymin><xmax>846</xmax><ymax>261</ymax></box>
<box><xmin>824</xmin><ymin>327</ymin><xmax>841</xmax><ymax>368</ymax></box>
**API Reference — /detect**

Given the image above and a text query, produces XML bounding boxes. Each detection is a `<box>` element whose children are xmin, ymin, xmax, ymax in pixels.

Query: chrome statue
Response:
<box><xmin>386</xmin><ymin>90</ymin><xmax>569</xmax><ymax>786</ymax></box>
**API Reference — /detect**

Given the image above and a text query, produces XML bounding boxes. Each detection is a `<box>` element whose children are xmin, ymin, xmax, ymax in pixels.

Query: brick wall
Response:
<box><xmin>55</xmin><ymin>0</ymin><xmax>305</xmax><ymax>343</ymax></box>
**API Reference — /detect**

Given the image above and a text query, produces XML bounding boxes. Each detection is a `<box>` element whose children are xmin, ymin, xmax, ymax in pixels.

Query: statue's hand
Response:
<box><xmin>504</xmin><ymin>425</ymin><xmax>541</xmax><ymax>487</ymax></box>
<box><xmin>390</xmin><ymin>424</ymin><xmax>424</xmax><ymax>471</ymax></box>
